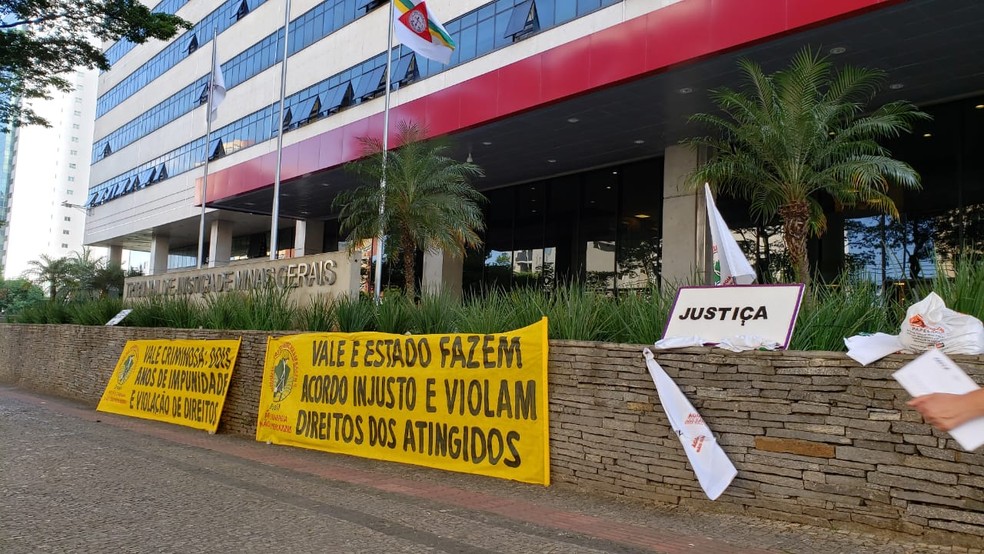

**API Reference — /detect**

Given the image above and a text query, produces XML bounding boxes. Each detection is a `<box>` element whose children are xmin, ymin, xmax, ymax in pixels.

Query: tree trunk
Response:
<box><xmin>779</xmin><ymin>202</ymin><xmax>811</xmax><ymax>288</ymax></box>
<box><xmin>402</xmin><ymin>237</ymin><xmax>416</xmax><ymax>298</ymax></box>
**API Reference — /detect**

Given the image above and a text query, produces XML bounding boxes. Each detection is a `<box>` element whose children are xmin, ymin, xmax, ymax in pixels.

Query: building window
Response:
<box><xmin>234</xmin><ymin>0</ymin><xmax>250</xmax><ymax>20</ymax></box>
<box><xmin>61</xmin><ymin>243</ymin><xmax>69</xmax><ymax>248</ymax></box>
<box><xmin>187</xmin><ymin>33</ymin><xmax>199</xmax><ymax>56</ymax></box>
<box><xmin>64</xmin><ymin>216</ymin><xmax>71</xmax><ymax>222</ymax></box>
<box><xmin>102</xmin><ymin>143</ymin><xmax>113</xmax><ymax>158</ymax></box>
<box><xmin>75</xmin><ymin>97</ymin><xmax>82</xmax><ymax>103</ymax></box>
<box><xmin>68</xmin><ymin>176</ymin><xmax>75</xmax><ymax>182</ymax></box>
<box><xmin>70</xmin><ymin>149</ymin><xmax>77</xmax><ymax>156</ymax></box>
<box><xmin>67</xmin><ymin>189</ymin><xmax>74</xmax><ymax>195</ymax></box>
<box><xmin>63</xmin><ymin>230</ymin><xmax>70</xmax><ymax>235</ymax></box>
<box><xmin>71</xmin><ymin>137</ymin><xmax>79</xmax><ymax>143</ymax></box>
<box><xmin>72</xmin><ymin>123</ymin><xmax>80</xmax><ymax>129</ymax></box>
<box><xmin>505</xmin><ymin>1</ymin><xmax>540</xmax><ymax>41</ymax></box>
<box><xmin>73</xmin><ymin>110</ymin><xmax>81</xmax><ymax>116</ymax></box>
<box><xmin>359</xmin><ymin>0</ymin><xmax>386</xmax><ymax>13</ymax></box>
<box><xmin>69</xmin><ymin>163</ymin><xmax>77</xmax><ymax>169</ymax></box>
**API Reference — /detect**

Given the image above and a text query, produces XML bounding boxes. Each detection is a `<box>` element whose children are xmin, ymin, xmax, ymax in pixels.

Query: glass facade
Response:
<box><xmin>91</xmin><ymin>0</ymin><xmax>622</xmax><ymax>206</ymax></box>
<box><xmin>844</xmin><ymin>96</ymin><xmax>984</xmax><ymax>285</ymax></box>
<box><xmin>463</xmin><ymin>157</ymin><xmax>662</xmax><ymax>294</ymax></box>
<box><xmin>713</xmin><ymin>95</ymin><xmax>984</xmax><ymax>287</ymax></box>
<box><xmin>103</xmin><ymin>0</ymin><xmax>193</xmax><ymax>67</ymax></box>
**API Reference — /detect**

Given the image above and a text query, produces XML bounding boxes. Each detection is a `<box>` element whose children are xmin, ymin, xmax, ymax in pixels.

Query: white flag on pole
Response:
<box><xmin>643</xmin><ymin>348</ymin><xmax>737</xmax><ymax>500</ymax></box>
<box><xmin>393</xmin><ymin>0</ymin><xmax>456</xmax><ymax>65</ymax></box>
<box><xmin>209</xmin><ymin>52</ymin><xmax>226</xmax><ymax>123</ymax></box>
<box><xmin>705</xmin><ymin>184</ymin><xmax>755</xmax><ymax>285</ymax></box>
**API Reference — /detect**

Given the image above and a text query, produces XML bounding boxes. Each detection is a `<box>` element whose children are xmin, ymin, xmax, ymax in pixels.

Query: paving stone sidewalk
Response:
<box><xmin>0</xmin><ymin>386</ymin><xmax>977</xmax><ymax>554</ymax></box>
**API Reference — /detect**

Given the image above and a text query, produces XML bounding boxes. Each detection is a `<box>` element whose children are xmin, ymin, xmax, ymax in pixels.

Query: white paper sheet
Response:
<box><xmin>893</xmin><ymin>349</ymin><xmax>984</xmax><ymax>451</ymax></box>
<box><xmin>845</xmin><ymin>333</ymin><xmax>903</xmax><ymax>365</ymax></box>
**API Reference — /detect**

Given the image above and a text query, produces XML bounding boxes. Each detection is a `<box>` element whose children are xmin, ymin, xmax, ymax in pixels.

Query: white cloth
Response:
<box><xmin>705</xmin><ymin>184</ymin><xmax>756</xmax><ymax>286</ymax></box>
<box><xmin>844</xmin><ymin>333</ymin><xmax>904</xmax><ymax>365</ymax></box>
<box><xmin>716</xmin><ymin>335</ymin><xmax>780</xmax><ymax>352</ymax></box>
<box><xmin>643</xmin><ymin>348</ymin><xmax>737</xmax><ymax>500</ymax></box>
<box><xmin>652</xmin><ymin>336</ymin><xmax>704</xmax><ymax>349</ymax></box>
<box><xmin>393</xmin><ymin>1</ymin><xmax>455</xmax><ymax>65</ymax></box>
<box><xmin>209</xmin><ymin>49</ymin><xmax>226</xmax><ymax>123</ymax></box>
<box><xmin>652</xmin><ymin>335</ymin><xmax>779</xmax><ymax>352</ymax></box>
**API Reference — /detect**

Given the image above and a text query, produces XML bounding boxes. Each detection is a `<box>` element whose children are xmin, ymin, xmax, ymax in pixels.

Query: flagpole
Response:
<box><xmin>270</xmin><ymin>0</ymin><xmax>291</xmax><ymax>261</ymax></box>
<box><xmin>197</xmin><ymin>26</ymin><xmax>218</xmax><ymax>270</ymax></box>
<box><xmin>374</xmin><ymin>6</ymin><xmax>396</xmax><ymax>302</ymax></box>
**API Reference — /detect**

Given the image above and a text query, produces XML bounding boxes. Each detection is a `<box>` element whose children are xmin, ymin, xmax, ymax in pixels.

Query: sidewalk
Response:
<box><xmin>0</xmin><ymin>385</ymin><xmax>976</xmax><ymax>553</ymax></box>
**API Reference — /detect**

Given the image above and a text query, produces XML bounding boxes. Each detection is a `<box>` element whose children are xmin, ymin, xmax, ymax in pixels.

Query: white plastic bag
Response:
<box><xmin>899</xmin><ymin>292</ymin><xmax>984</xmax><ymax>355</ymax></box>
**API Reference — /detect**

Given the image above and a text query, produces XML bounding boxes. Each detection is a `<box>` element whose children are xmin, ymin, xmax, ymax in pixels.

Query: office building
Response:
<box><xmin>3</xmin><ymin>69</ymin><xmax>102</xmax><ymax>279</ymax></box>
<box><xmin>86</xmin><ymin>0</ymin><xmax>984</xmax><ymax>292</ymax></box>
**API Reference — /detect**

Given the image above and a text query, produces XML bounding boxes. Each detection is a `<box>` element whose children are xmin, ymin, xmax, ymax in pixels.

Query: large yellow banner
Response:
<box><xmin>97</xmin><ymin>339</ymin><xmax>242</xmax><ymax>433</ymax></box>
<box><xmin>256</xmin><ymin>319</ymin><xmax>550</xmax><ymax>485</ymax></box>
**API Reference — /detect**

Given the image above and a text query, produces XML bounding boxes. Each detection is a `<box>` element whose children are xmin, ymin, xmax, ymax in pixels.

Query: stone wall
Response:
<box><xmin>1</xmin><ymin>324</ymin><xmax>982</xmax><ymax>546</ymax></box>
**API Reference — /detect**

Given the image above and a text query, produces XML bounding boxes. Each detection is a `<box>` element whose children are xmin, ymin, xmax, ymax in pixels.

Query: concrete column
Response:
<box><xmin>422</xmin><ymin>248</ymin><xmax>463</xmax><ymax>298</ymax></box>
<box><xmin>294</xmin><ymin>220</ymin><xmax>325</xmax><ymax>257</ymax></box>
<box><xmin>149</xmin><ymin>234</ymin><xmax>169</xmax><ymax>276</ymax></box>
<box><xmin>208</xmin><ymin>220</ymin><xmax>234</xmax><ymax>268</ymax></box>
<box><xmin>661</xmin><ymin>144</ymin><xmax>710</xmax><ymax>288</ymax></box>
<box><xmin>108</xmin><ymin>245</ymin><xmax>123</xmax><ymax>267</ymax></box>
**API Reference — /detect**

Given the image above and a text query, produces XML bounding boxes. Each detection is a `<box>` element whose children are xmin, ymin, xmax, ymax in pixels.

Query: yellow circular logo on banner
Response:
<box><xmin>270</xmin><ymin>343</ymin><xmax>299</xmax><ymax>402</ymax></box>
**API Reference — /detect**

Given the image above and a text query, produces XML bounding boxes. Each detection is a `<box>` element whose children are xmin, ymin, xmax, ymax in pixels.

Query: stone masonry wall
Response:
<box><xmin>1</xmin><ymin>324</ymin><xmax>982</xmax><ymax>546</ymax></box>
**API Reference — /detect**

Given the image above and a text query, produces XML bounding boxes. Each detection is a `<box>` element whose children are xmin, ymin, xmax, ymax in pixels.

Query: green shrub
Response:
<box><xmin>916</xmin><ymin>256</ymin><xmax>984</xmax><ymax>321</ymax></box>
<box><xmin>335</xmin><ymin>294</ymin><xmax>375</xmax><ymax>332</ymax></box>
<box><xmin>541</xmin><ymin>281</ymin><xmax>616</xmax><ymax>341</ymax></box>
<box><xmin>14</xmin><ymin>301</ymin><xmax>71</xmax><ymax>324</ymax></box>
<box><xmin>457</xmin><ymin>287</ymin><xmax>519</xmax><ymax>334</ymax></box>
<box><xmin>69</xmin><ymin>298</ymin><xmax>125</xmax><ymax>326</ymax></box>
<box><xmin>296</xmin><ymin>294</ymin><xmax>336</xmax><ymax>332</ymax></box>
<box><xmin>611</xmin><ymin>284</ymin><xmax>676</xmax><ymax>344</ymax></box>
<box><xmin>126</xmin><ymin>295</ymin><xmax>204</xmax><ymax>329</ymax></box>
<box><xmin>201</xmin><ymin>286</ymin><xmax>296</xmax><ymax>331</ymax></box>
<box><xmin>791</xmin><ymin>277</ymin><xmax>897</xmax><ymax>351</ymax></box>
<box><xmin>507</xmin><ymin>287</ymin><xmax>550</xmax><ymax>330</ymax></box>
<box><xmin>411</xmin><ymin>291</ymin><xmax>460</xmax><ymax>334</ymax></box>
<box><xmin>375</xmin><ymin>291</ymin><xmax>414</xmax><ymax>334</ymax></box>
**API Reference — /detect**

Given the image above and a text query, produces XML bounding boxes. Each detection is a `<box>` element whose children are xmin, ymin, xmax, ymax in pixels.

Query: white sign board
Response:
<box><xmin>662</xmin><ymin>284</ymin><xmax>805</xmax><ymax>349</ymax></box>
<box><xmin>105</xmin><ymin>309</ymin><xmax>132</xmax><ymax>326</ymax></box>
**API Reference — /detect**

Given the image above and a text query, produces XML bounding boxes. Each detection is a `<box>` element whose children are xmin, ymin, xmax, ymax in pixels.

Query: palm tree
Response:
<box><xmin>66</xmin><ymin>247</ymin><xmax>103</xmax><ymax>300</ymax></box>
<box><xmin>25</xmin><ymin>254</ymin><xmax>73</xmax><ymax>300</ymax></box>
<box><xmin>333</xmin><ymin>121</ymin><xmax>486</xmax><ymax>297</ymax></box>
<box><xmin>686</xmin><ymin>48</ymin><xmax>929</xmax><ymax>287</ymax></box>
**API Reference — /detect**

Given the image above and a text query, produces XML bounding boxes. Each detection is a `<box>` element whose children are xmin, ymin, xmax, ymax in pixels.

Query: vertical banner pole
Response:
<box><xmin>197</xmin><ymin>26</ymin><xmax>218</xmax><ymax>270</ymax></box>
<box><xmin>374</xmin><ymin>5</ymin><xmax>396</xmax><ymax>302</ymax></box>
<box><xmin>270</xmin><ymin>0</ymin><xmax>292</xmax><ymax>260</ymax></box>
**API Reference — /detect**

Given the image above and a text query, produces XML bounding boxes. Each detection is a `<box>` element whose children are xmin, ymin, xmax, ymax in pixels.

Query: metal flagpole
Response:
<box><xmin>197</xmin><ymin>26</ymin><xmax>218</xmax><ymax>270</ymax></box>
<box><xmin>374</xmin><ymin>6</ymin><xmax>396</xmax><ymax>302</ymax></box>
<box><xmin>270</xmin><ymin>0</ymin><xmax>291</xmax><ymax>260</ymax></box>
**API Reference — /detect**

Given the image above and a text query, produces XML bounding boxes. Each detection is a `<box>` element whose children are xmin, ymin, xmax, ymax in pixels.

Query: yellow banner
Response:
<box><xmin>256</xmin><ymin>319</ymin><xmax>550</xmax><ymax>485</ymax></box>
<box><xmin>97</xmin><ymin>339</ymin><xmax>242</xmax><ymax>433</ymax></box>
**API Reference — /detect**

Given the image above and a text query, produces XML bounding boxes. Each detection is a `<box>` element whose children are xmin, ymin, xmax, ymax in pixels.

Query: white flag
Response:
<box><xmin>209</xmin><ymin>53</ymin><xmax>226</xmax><ymax>123</ymax></box>
<box><xmin>393</xmin><ymin>0</ymin><xmax>455</xmax><ymax>65</ymax></box>
<box><xmin>643</xmin><ymin>348</ymin><xmax>737</xmax><ymax>500</ymax></box>
<box><xmin>705</xmin><ymin>184</ymin><xmax>755</xmax><ymax>285</ymax></box>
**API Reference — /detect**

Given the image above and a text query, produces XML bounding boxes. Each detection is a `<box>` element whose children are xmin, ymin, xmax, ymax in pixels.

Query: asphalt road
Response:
<box><xmin>0</xmin><ymin>386</ymin><xmax>973</xmax><ymax>554</ymax></box>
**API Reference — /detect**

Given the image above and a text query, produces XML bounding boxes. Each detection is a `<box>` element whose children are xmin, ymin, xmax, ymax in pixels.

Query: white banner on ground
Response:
<box><xmin>643</xmin><ymin>348</ymin><xmax>737</xmax><ymax>500</ymax></box>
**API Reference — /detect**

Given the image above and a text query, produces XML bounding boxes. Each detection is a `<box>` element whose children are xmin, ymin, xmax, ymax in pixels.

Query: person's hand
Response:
<box><xmin>908</xmin><ymin>390</ymin><xmax>984</xmax><ymax>431</ymax></box>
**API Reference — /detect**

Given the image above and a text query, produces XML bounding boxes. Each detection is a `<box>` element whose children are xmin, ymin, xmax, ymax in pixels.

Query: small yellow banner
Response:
<box><xmin>97</xmin><ymin>339</ymin><xmax>242</xmax><ymax>432</ymax></box>
<box><xmin>256</xmin><ymin>319</ymin><xmax>550</xmax><ymax>485</ymax></box>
